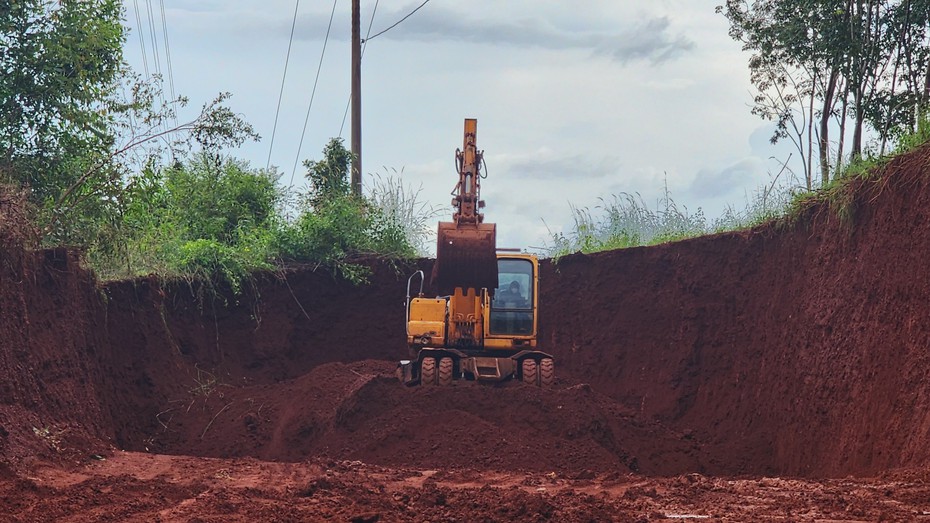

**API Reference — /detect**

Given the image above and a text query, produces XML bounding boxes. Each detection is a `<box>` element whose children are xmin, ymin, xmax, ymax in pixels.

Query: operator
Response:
<box><xmin>496</xmin><ymin>280</ymin><xmax>526</xmax><ymax>308</ymax></box>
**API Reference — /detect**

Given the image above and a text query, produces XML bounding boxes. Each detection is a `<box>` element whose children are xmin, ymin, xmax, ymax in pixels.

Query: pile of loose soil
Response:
<box><xmin>143</xmin><ymin>360</ymin><xmax>702</xmax><ymax>475</ymax></box>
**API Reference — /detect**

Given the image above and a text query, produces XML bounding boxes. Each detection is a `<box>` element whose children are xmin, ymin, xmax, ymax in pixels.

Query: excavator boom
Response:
<box><xmin>432</xmin><ymin>119</ymin><xmax>498</xmax><ymax>294</ymax></box>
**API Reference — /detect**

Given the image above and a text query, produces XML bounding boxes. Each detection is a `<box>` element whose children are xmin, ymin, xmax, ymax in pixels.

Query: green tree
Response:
<box><xmin>718</xmin><ymin>0</ymin><xmax>930</xmax><ymax>186</ymax></box>
<box><xmin>164</xmin><ymin>154</ymin><xmax>279</xmax><ymax>244</ymax></box>
<box><xmin>0</xmin><ymin>1</ymin><xmax>258</xmax><ymax>245</ymax></box>
<box><xmin>0</xmin><ymin>0</ymin><xmax>124</xmax><ymax>226</ymax></box>
<box><xmin>91</xmin><ymin>154</ymin><xmax>280</xmax><ymax>286</ymax></box>
<box><xmin>273</xmin><ymin>138</ymin><xmax>415</xmax><ymax>281</ymax></box>
<box><xmin>304</xmin><ymin>137</ymin><xmax>353</xmax><ymax>207</ymax></box>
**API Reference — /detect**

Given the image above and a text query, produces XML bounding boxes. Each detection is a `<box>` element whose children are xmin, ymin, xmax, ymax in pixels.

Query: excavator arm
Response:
<box><xmin>432</xmin><ymin>118</ymin><xmax>499</xmax><ymax>294</ymax></box>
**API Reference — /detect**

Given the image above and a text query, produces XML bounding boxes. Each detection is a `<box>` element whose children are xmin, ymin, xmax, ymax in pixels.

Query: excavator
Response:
<box><xmin>397</xmin><ymin>119</ymin><xmax>554</xmax><ymax>386</ymax></box>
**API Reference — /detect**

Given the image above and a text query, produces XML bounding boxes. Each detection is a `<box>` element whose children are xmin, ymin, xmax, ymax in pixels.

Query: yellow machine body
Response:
<box><xmin>402</xmin><ymin>252</ymin><xmax>551</xmax><ymax>385</ymax></box>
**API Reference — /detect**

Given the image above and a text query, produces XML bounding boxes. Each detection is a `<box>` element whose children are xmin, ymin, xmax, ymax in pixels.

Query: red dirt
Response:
<box><xmin>7</xmin><ymin>144</ymin><xmax>930</xmax><ymax>519</ymax></box>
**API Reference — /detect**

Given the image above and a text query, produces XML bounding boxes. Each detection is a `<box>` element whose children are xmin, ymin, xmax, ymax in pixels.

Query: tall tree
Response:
<box><xmin>0</xmin><ymin>0</ymin><xmax>124</xmax><ymax>202</ymax></box>
<box><xmin>719</xmin><ymin>0</ymin><xmax>930</xmax><ymax>186</ymax></box>
<box><xmin>0</xmin><ymin>1</ymin><xmax>258</xmax><ymax>244</ymax></box>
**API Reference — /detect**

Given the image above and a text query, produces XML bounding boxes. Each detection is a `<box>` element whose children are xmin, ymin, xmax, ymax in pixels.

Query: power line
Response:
<box><xmin>290</xmin><ymin>0</ymin><xmax>338</xmax><ymax>186</ymax></box>
<box><xmin>158</xmin><ymin>0</ymin><xmax>177</xmax><ymax>125</ymax></box>
<box><xmin>132</xmin><ymin>0</ymin><xmax>149</xmax><ymax>77</ymax></box>
<box><xmin>363</xmin><ymin>0</ymin><xmax>429</xmax><ymax>43</ymax></box>
<box><xmin>340</xmin><ymin>0</ymin><xmax>379</xmax><ymax>138</ymax></box>
<box><xmin>267</xmin><ymin>0</ymin><xmax>301</xmax><ymax>170</ymax></box>
<box><xmin>144</xmin><ymin>0</ymin><xmax>168</xmax><ymax>129</ymax></box>
<box><xmin>145</xmin><ymin>0</ymin><xmax>162</xmax><ymax>77</ymax></box>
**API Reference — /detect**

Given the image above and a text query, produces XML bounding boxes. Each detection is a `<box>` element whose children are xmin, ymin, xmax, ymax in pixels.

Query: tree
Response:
<box><xmin>0</xmin><ymin>0</ymin><xmax>124</xmax><ymax>203</ymax></box>
<box><xmin>0</xmin><ymin>1</ymin><xmax>258</xmax><ymax>244</ymax></box>
<box><xmin>304</xmin><ymin>138</ymin><xmax>354</xmax><ymax>207</ymax></box>
<box><xmin>718</xmin><ymin>0</ymin><xmax>930</xmax><ymax>187</ymax></box>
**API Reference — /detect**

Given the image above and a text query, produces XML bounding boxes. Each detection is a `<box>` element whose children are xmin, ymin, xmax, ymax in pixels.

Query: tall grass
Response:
<box><xmin>547</xmin><ymin>191</ymin><xmax>704</xmax><ymax>254</ymax></box>
<box><xmin>366</xmin><ymin>167</ymin><xmax>445</xmax><ymax>257</ymax></box>
<box><xmin>547</xmin><ymin>112</ymin><xmax>930</xmax><ymax>259</ymax></box>
<box><xmin>546</xmin><ymin>174</ymin><xmax>802</xmax><ymax>258</ymax></box>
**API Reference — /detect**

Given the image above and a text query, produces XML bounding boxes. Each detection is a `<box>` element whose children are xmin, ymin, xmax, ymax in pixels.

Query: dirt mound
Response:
<box><xmin>144</xmin><ymin>360</ymin><xmax>702</xmax><ymax>475</ymax></box>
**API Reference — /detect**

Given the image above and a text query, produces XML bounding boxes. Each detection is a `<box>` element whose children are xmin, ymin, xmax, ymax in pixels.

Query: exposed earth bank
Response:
<box><xmin>6</xmin><ymin>145</ymin><xmax>930</xmax><ymax>520</ymax></box>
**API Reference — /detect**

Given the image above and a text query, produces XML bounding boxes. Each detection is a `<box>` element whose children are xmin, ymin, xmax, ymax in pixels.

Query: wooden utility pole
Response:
<box><xmin>351</xmin><ymin>0</ymin><xmax>362</xmax><ymax>195</ymax></box>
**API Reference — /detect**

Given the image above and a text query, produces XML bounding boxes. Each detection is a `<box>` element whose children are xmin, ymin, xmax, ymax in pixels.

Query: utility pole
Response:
<box><xmin>351</xmin><ymin>0</ymin><xmax>362</xmax><ymax>195</ymax></box>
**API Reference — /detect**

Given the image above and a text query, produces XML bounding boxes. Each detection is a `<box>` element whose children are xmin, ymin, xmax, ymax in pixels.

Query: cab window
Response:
<box><xmin>490</xmin><ymin>258</ymin><xmax>533</xmax><ymax>335</ymax></box>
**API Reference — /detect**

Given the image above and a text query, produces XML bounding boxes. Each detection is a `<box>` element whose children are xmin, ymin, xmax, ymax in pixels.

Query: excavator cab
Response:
<box><xmin>489</xmin><ymin>256</ymin><xmax>535</xmax><ymax>336</ymax></box>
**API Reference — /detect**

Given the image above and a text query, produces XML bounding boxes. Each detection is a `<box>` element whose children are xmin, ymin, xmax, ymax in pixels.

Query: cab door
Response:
<box><xmin>486</xmin><ymin>256</ymin><xmax>537</xmax><ymax>341</ymax></box>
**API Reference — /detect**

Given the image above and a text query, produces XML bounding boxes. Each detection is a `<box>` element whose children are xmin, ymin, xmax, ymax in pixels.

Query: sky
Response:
<box><xmin>121</xmin><ymin>0</ymin><xmax>797</xmax><ymax>252</ymax></box>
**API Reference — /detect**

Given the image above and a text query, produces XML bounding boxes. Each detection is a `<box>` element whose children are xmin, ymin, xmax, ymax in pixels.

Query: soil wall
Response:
<box><xmin>5</xmin><ymin>145</ymin><xmax>930</xmax><ymax>477</ymax></box>
<box><xmin>541</xmin><ymin>146</ymin><xmax>930</xmax><ymax>476</ymax></box>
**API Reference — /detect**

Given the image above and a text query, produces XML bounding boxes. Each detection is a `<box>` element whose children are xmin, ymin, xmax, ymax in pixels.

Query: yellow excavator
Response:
<box><xmin>397</xmin><ymin>119</ymin><xmax>554</xmax><ymax>386</ymax></box>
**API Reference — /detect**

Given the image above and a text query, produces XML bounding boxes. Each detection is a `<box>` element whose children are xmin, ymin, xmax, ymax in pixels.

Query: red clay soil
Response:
<box><xmin>7</xmin><ymin>144</ymin><xmax>930</xmax><ymax>520</ymax></box>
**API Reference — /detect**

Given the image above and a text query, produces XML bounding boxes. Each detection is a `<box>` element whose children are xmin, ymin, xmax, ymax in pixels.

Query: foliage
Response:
<box><xmin>0</xmin><ymin>0</ymin><xmax>259</xmax><ymax>246</ymax></box>
<box><xmin>546</xmin><ymin>169</ymin><xmax>809</xmax><ymax>258</ymax></box>
<box><xmin>0</xmin><ymin>4</ymin><xmax>432</xmax><ymax>291</ymax></box>
<box><xmin>366</xmin><ymin>167</ymin><xmax>444</xmax><ymax>256</ymax></box>
<box><xmin>274</xmin><ymin>139</ymin><xmax>416</xmax><ymax>282</ymax></box>
<box><xmin>547</xmin><ymin>186</ymin><xmax>711</xmax><ymax>257</ymax></box>
<box><xmin>718</xmin><ymin>0</ymin><xmax>930</xmax><ymax>188</ymax></box>
<box><xmin>0</xmin><ymin>0</ymin><xmax>124</xmax><ymax>240</ymax></box>
<box><xmin>304</xmin><ymin>138</ymin><xmax>353</xmax><ymax>207</ymax></box>
<box><xmin>88</xmin><ymin>139</ymin><xmax>419</xmax><ymax>291</ymax></box>
<box><xmin>87</xmin><ymin>154</ymin><xmax>279</xmax><ymax>291</ymax></box>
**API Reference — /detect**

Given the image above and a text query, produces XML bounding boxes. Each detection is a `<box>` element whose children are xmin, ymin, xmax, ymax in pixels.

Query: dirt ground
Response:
<box><xmin>7</xmin><ymin>145</ymin><xmax>930</xmax><ymax>521</ymax></box>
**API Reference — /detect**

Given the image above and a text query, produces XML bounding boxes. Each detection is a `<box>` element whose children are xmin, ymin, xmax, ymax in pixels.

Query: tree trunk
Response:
<box><xmin>836</xmin><ymin>82</ymin><xmax>849</xmax><ymax>179</ymax></box>
<box><xmin>820</xmin><ymin>69</ymin><xmax>839</xmax><ymax>186</ymax></box>
<box><xmin>807</xmin><ymin>75</ymin><xmax>815</xmax><ymax>189</ymax></box>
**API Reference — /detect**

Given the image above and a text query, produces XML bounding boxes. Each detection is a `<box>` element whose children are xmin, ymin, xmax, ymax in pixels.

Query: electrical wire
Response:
<box><xmin>363</xmin><ymin>0</ymin><xmax>430</xmax><ymax>43</ymax></box>
<box><xmin>158</xmin><ymin>0</ymin><xmax>177</xmax><ymax>126</ymax></box>
<box><xmin>267</xmin><ymin>0</ymin><xmax>301</xmax><ymax>170</ymax></box>
<box><xmin>290</xmin><ymin>0</ymin><xmax>338</xmax><ymax>186</ymax></box>
<box><xmin>132</xmin><ymin>0</ymin><xmax>150</xmax><ymax>77</ymax></box>
<box><xmin>339</xmin><ymin>0</ymin><xmax>379</xmax><ymax>138</ymax></box>
<box><xmin>145</xmin><ymin>0</ymin><xmax>162</xmax><ymax>77</ymax></box>
<box><xmin>144</xmin><ymin>0</ymin><xmax>167</xmax><ymax>130</ymax></box>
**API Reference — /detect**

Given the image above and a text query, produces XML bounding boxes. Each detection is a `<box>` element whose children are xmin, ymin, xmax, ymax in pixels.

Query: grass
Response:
<box><xmin>546</xmin><ymin>174</ymin><xmax>801</xmax><ymax>258</ymax></box>
<box><xmin>545</xmin><ymin>116</ymin><xmax>930</xmax><ymax>259</ymax></box>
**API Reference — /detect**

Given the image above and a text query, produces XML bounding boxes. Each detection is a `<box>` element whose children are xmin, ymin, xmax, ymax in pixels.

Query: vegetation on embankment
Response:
<box><xmin>545</xmin><ymin>117</ymin><xmax>930</xmax><ymax>259</ymax></box>
<box><xmin>0</xmin><ymin>1</ymin><xmax>430</xmax><ymax>293</ymax></box>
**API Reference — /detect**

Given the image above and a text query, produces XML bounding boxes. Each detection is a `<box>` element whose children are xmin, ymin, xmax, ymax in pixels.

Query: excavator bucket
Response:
<box><xmin>432</xmin><ymin>221</ymin><xmax>498</xmax><ymax>295</ymax></box>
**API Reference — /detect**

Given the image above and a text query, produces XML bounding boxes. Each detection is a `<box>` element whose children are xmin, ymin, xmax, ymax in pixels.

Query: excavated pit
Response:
<box><xmin>6</xmin><ymin>144</ymin><xmax>930</xmax><ymax>482</ymax></box>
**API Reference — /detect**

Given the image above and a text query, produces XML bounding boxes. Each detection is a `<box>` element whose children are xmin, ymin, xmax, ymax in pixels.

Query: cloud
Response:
<box><xmin>491</xmin><ymin>152</ymin><xmax>621</xmax><ymax>182</ymax></box>
<box><xmin>591</xmin><ymin>17</ymin><xmax>695</xmax><ymax>64</ymax></box>
<box><xmin>689</xmin><ymin>157</ymin><xmax>766</xmax><ymax>199</ymax></box>
<box><xmin>284</xmin><ymin>5</ymin><xmax>694</xmax><ymax>65</ymax></box>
